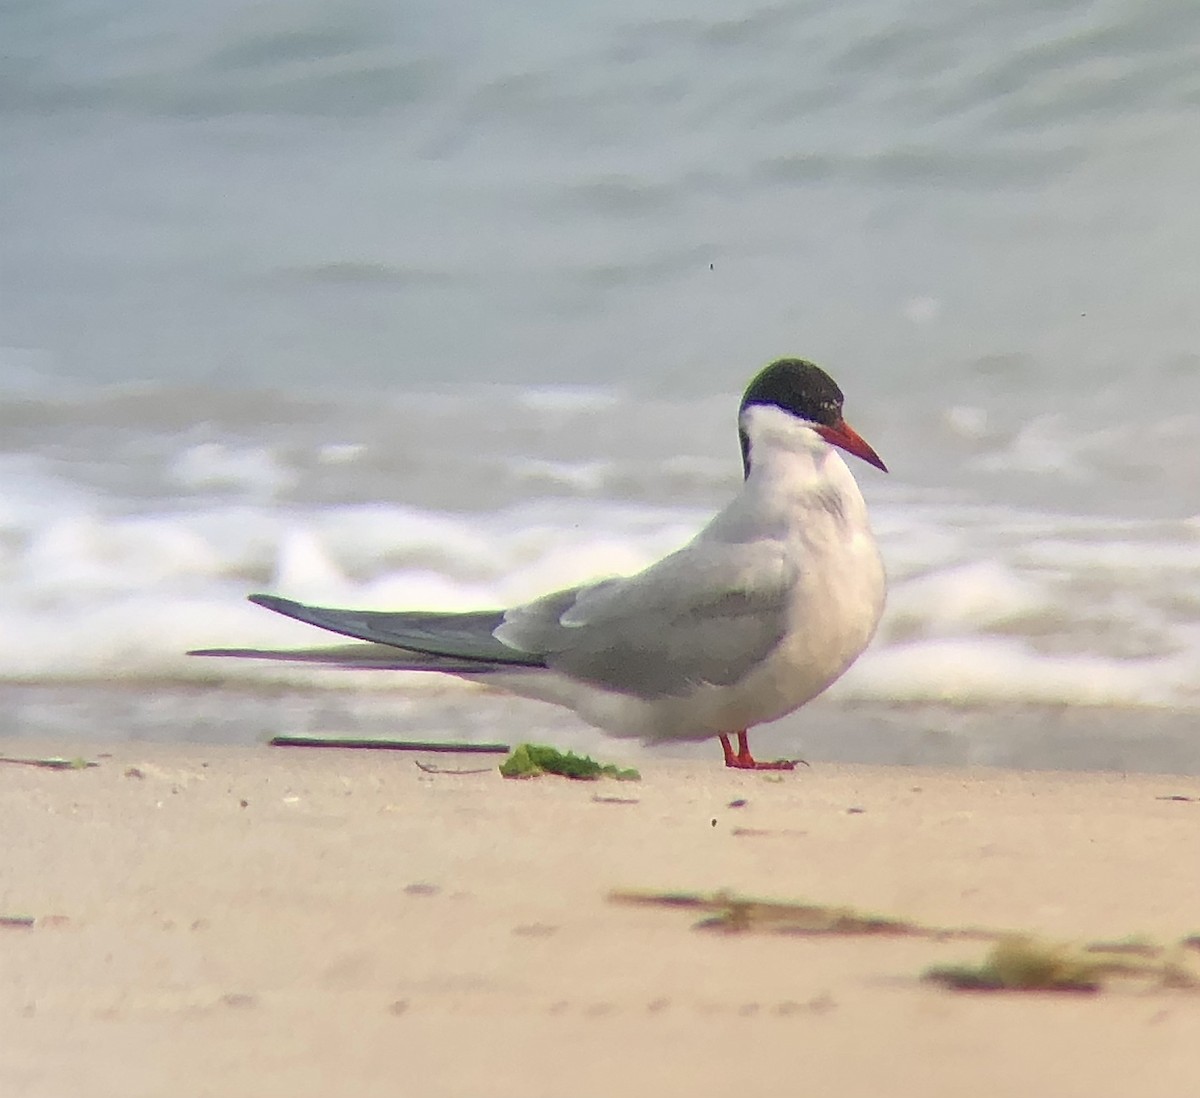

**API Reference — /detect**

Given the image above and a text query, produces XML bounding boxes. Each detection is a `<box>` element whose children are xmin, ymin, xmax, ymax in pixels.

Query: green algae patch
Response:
<box><xmin>924</xmin><ymin>937</ymin><xmax>1105</xmax><ymax>993</ymax></box>
<box><xmin>611</xmin><ymin>889</ymin><xmax>1200</xmax><ymax>994</ymax></box>
<box><xmin>0</xmin><ymin>755</ymin><xmax>98</xmax><ymax>770</ymax></box>
<box><xmin>924</xmin><ymin>935</ymin><xmax>1200</xmax><ymax>994</ymax></box>
<box><xmin>499</xmin><ymin>743</ymin><xmax>640</xmax><ymax>782</ymax></box>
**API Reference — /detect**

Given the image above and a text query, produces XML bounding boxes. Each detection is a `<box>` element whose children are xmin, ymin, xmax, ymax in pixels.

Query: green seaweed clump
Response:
<box><xmin>499</xmin><ymin>743</ymin><xmax>640</xmax><ymax>782</ymax></box>
<box><xmin>925</xmin><ymin>936</ymin><xmax>1107</xmax><ymax>993</ymax></box>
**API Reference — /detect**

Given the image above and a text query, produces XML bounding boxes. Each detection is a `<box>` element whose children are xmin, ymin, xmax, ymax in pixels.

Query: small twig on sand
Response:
<box><xmin>413</xmin><ymin>760</ymin><xmax>494</xmax><ymax>775</ymax></box>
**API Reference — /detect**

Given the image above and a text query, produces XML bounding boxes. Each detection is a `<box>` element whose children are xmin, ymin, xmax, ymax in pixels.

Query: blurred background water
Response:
<box><xmin>3</xmin><ymin>0</ymin><xmax>1200</xmax><ymax>757</ymax></box>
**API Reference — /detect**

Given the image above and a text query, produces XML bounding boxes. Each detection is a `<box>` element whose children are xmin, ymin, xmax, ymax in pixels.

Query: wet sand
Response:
<box><xmin>3</xmin><ymin>683</ymin><xmax>1200</xmax><ymax>774</ymax></box>
<box><xmin>3</xmin><ymin>739</ymin><xmax>1200</xmax><ymax>1097</ymax></box>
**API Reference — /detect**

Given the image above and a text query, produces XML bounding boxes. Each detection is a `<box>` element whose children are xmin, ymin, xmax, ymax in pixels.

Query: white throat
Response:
<box><xmin>731</xmin><ymin>402</ymin><xmax>873</xmax><ymax>537</ymax></box>
<box><xmin>740</xmin><ymin>403</ymin><xmax>837</xmax><ymax>477</ymax></box>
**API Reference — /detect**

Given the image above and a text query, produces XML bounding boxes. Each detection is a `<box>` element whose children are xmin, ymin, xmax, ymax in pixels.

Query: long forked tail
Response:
<box><xmin>188</xmin><ymin>593</ymin><xmax>548</xmax><ymax>672</ymax></box>
<box><xmin>187</xmin><ymin>642</ymin><xmax>511</xmax><ymax>673</ymax></box>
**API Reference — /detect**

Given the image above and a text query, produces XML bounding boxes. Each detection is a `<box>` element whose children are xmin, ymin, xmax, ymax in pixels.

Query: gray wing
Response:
<box><xmin>496</xmin><ymin>541</ymin><xmax>795</xmax><ymax>699</ymax></box>
<box><xmin>240</xmin><ymin>594</ymin><xmax>546</xmax><ymax>667</ymax></box>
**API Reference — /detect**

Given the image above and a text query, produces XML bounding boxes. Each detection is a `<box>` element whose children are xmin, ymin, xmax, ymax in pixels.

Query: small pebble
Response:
<box><xmin>404</xmin><ymin>883</ymin><xmax>440</xmax><ymax>897</ymax></box>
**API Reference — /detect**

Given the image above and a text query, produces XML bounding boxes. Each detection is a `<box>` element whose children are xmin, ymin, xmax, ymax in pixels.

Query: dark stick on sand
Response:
<box><xmin>269</xmin><ymin>735</ymin><xmax>510</xmax><ymax>754</ymax></box>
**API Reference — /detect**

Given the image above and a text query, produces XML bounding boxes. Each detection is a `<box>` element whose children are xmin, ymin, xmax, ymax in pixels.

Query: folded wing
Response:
<box><xmin>500</xmin><ymin>543</ymin><xmax>794</xmax><ymax>699</ymax></box>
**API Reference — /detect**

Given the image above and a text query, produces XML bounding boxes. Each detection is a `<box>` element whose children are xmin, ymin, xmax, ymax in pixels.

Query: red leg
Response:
<box><xmin>719</xmin><ymin>730</ymin><xmax>796</xmax><ymax>771</ymax></box>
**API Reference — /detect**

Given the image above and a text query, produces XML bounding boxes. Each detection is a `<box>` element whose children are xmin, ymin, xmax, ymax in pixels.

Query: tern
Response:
<box><xmin>192</xmin><ymin>358</ymin><xmax>887</xmax><ymax>769</ymax></box>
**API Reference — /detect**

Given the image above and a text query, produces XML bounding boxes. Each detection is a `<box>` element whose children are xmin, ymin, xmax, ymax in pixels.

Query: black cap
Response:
<box><xmin>740</xmin><ymin>359</ymin><xmax>844</xmax><ymax>428</ymax></box>
<box><xmin>738</xmin><ymin>359</ymin><xmax>846</xmax><ymax>477</ymax></box>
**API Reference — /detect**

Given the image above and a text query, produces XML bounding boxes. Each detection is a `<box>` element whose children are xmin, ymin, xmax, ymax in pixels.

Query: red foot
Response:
<box><xmin>719</xmin><ymin>731</ymin><xmax>796</xmax><ymax>771</ymax></box>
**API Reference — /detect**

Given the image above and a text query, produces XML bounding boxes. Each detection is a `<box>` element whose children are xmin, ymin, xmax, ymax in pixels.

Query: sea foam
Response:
<box><xmin>1</xmin><ymin>378</ymin><xmax>1198</xmax><ymax>712</ymax></box>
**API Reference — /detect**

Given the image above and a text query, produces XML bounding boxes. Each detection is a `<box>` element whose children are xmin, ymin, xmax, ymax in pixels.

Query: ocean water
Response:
<box><xmin>3</xmin><ymin>0</ymin><xmax>1200</xmax><ymax>749</ymax></box>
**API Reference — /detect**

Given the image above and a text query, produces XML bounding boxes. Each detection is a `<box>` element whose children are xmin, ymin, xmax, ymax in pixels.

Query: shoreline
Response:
<box><xmin>2</xmin><ymin>681</ymin><xmax>1199</xmax><ymax>774</ymax></box>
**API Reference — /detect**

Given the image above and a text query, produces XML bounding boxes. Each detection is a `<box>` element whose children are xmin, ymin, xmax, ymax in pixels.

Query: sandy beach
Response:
<box><xmin>2</xmin><ymin>737</ymin><xmax>1199</xmax><ymax>1098</ymax></box>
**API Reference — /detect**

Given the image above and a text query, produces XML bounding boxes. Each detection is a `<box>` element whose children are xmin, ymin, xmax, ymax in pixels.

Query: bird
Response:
<box><xmin>191</xmin><ymin>358</ymin><xmax>887</xmax><ymax>769</ymax></box>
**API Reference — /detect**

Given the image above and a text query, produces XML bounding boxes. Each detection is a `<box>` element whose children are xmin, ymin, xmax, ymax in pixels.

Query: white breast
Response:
<box><xmin>690</xmin><ymin>411</ymin><xmax>885</xmax><ymax>732</ymax></box>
